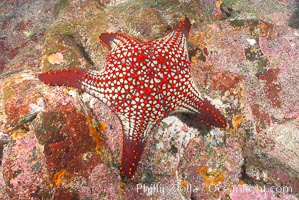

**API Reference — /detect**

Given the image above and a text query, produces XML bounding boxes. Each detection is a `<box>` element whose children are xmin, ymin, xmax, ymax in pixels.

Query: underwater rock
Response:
<box><xmin>0</xmin><ymin>0</ymin><xmax>298</xmax><ymax>199</ymax></box>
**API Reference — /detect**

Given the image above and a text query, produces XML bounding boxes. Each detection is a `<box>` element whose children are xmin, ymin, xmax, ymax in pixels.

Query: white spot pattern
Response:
<box><xmin>80</xmin><ymin>18</ymin><xmax>226</xmax><ymax>142</ymax></box>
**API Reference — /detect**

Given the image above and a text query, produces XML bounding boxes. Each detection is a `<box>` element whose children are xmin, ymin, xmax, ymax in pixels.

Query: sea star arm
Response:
<box><xmin>117</xmin><ymin>114</ymin><xmax>155</xmax><ymax>179</ymax></box>
<box><xmin>38</xmin><ymin>68</ymin><xmax>117</xmax><ymax>108</ymax></box>
<box><xmin>121</xmin><ymin>134</ymin><xmax>146</xmax><ymax>179</ymax></box>
<box><xmin>172</xmin><ymin>17</ymin><xmax>191</xmax><ymax>38</ymax></box>
<box><xmin>38</xmin><ymin>68</ymin><xmax>87</xmax><ymax>88</ymax></box>
<box><xmin>175</xmin><ymin>83</ymin><xmax>227</xmax><ymax>128</ymax></box>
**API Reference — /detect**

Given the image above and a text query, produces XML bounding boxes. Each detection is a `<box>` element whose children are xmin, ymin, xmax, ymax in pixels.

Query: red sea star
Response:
<box><xmin>38</xmin><ymin>17</ymin><xmax>227</xmax><ymax>179</ymax></box>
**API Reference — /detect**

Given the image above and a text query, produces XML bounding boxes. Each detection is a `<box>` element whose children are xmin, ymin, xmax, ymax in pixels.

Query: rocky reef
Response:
<box><xmin>0</xmin><ymin>0</ymin><xmax>298</xmax><ymax>199</ymax></box>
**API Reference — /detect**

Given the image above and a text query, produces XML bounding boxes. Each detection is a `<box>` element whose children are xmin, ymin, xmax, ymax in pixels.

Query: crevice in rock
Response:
<box><xmin>62</xmin><ymin>34</ymin><xmax>95</xmax><ymax>66</ymax></box>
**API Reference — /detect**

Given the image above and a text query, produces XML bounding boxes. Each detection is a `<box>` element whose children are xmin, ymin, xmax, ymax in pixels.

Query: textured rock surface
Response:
<box><xmin>0</xmin><ymin>0</ymin><xmax>298</xmax><ymax>199</ymax></box>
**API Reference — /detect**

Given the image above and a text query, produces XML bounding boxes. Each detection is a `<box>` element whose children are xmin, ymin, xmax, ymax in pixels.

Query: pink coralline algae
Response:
<box><xmin>1</xmin><ymin>0</ymin><xmax>299</xmax><ymax>199</ymax></box>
